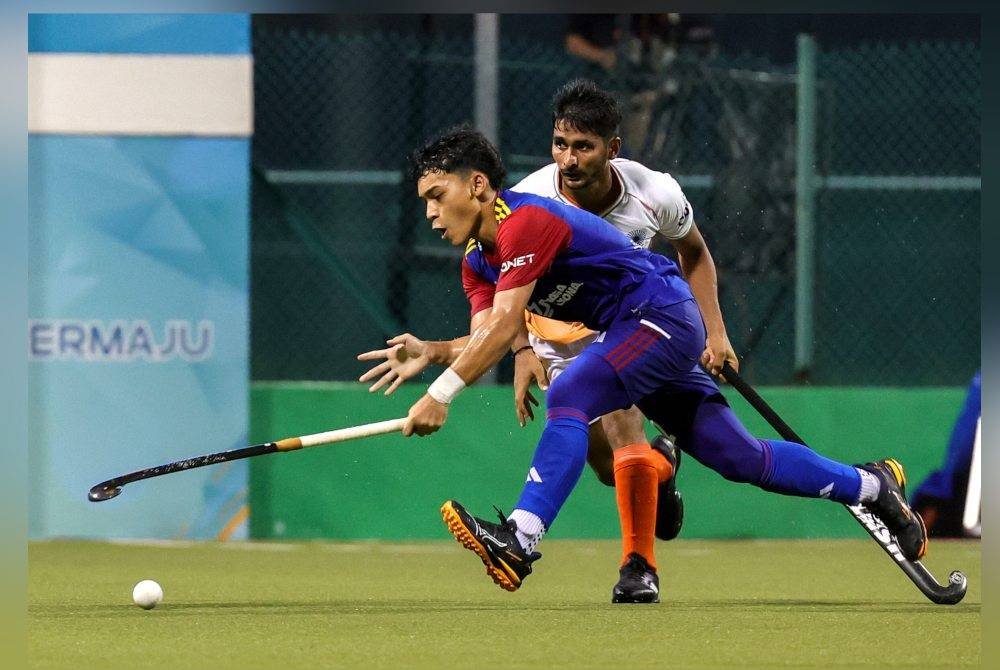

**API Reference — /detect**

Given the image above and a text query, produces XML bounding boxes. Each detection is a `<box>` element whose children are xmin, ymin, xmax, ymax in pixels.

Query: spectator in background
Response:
<box><xmin>911</xmin><ymin>370</ymin><xmax>981</xmax><ymax>537</ymax></box>
<box><xmin>564</xmin><ymin>14</ymin><xmax>716</xmax><ymax>162</ymax></box>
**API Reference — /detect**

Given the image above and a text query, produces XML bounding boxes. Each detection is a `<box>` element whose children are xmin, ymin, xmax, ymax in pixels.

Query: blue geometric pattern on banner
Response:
<box><xmin>29</xmin><ymin>13</ymin><xmax>250</xmax><ymax>54</ymax></box>
<box><xmin>29</xmin><ymin>135</ymin><xmax>249</xmax><ymax>540</ymax></box>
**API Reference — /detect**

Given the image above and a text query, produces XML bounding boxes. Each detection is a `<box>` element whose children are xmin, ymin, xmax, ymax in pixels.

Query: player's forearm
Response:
<box><xmin>425</xmin><ymin>336</ymin><xmax>470</xmax><ymax>365</ymax></box>
<box><xmin>450</xmin><ymin>311</ymin><xmax>521</xmax><ymax>385</ymax></box>
<box><xmin>565</xmin><ymin>34</ymin><xmax>614</xmax><ymax>68</ymax></box>
<box><xmin>680</xmin><ymin>249</ymin><xmax>728</xmax><ymax>338</ymax></box>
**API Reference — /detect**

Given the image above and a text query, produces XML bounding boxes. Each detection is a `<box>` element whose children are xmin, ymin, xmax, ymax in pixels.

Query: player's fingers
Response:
<box><xmin>527</xmin><ymin>389</ymin><xmax>539</xmax><ymax>407</ymax></box>
<box><xmin>402</xmin><ymin>418</ymin><xmax>414</xmax><ymax>437</ymax></box>
<box><xmin>386</xmin><ymin>333</ymin><xmax>412</xmax><ymax>346</ymax></box>
<box><xmin>385</xmin><ymin>375</ymin><xmax>405</xmax><ymax>396</ymax></box>
<box><xmin>359</xmin><ymin>360</ymin><xmax>391</xmax><ymax>382</ymax></box>
<box><xmin>357</xmin><ymin>348</ymin><xmax>389</xmax><ymax>362</ymax></box>
<box><xmin>533</xmin><ymin>370</ymin><xmax>548</xmax><ymax>390</ymax></box>
<box><xmin>368</xmin><ymin>370</ymin><xmax>395</xmax><ymax>393</ymax></box>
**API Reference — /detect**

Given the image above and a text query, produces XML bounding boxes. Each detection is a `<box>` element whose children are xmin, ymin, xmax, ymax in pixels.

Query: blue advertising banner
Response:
<box><xmin>28</xmin><ymin>14</ymin><xmax>252</xmax><ymax>540</ymax></box>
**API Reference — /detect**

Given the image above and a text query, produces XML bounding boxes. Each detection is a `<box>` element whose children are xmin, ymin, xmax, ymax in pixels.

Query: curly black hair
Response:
<box><xmin>407</xmin><ymin>125</ymin><xmax>506</xmax><ymax>189</ymax></box>
<box><xmin>551</xmin><ymin>79</ymin><xmax>622</xmax><ymax>140</ymax></box>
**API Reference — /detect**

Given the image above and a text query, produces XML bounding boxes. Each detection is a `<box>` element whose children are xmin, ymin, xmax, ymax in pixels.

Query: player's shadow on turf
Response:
<box><xmin>61</xmin><ymin>599</ymin><xmax>978</xmax><ymax>618</ymax></box>
<box><xmin>680</xmin><ymin>599</ymin><xmax>980</xmax><ymax>613</ymax></box>
<box><xmin>136</xmin><ymin>600</ymin><xmax>596</xmax><ymax>614</ymax></box>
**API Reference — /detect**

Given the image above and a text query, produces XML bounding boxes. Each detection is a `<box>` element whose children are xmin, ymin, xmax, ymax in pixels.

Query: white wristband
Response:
<box><xmin>427</xmin><ymin>368</ymin><xmax>466</xmax><ymax>405</ymax></box>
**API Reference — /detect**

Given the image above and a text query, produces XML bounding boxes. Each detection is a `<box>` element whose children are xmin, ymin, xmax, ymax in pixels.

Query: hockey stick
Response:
<box><xmin>719</xmin><ymin>362</ymin><xmax>968</xmax><ymax>605</ymax></box>
<box><xmin>961</xmin><ymin>417</ymin><xmax>981</xmax><ymax>536</ymax></box>
<box><xmin>88</xmin><ymin>418</ymin><xmax>407</xmax><ymax>503</ymax></box>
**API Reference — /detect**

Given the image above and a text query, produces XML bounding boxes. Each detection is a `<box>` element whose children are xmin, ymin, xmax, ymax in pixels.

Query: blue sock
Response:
<box><xmin>513</xmin><ymin>413</ymin><xmax>590</xmax><ymax>527</ymax></box>
<box><xmin>677</xmin><ymin>400</ymin><xmax>862</xmax><ymax>504</ymax></box>
<box><xmin>513</xmin><ymin>351</ymin><xmax>632</xmax><ymax>527</ymax></box>
<box><xmin>760</xmin><ymin>439</ymin><xmax>861</xmax><ymax>504</ymax></box>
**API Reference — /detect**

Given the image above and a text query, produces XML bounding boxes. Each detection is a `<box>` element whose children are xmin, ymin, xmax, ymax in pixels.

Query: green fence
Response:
<box><xmin>250</xmin><ymin>20</ymin><xmax>979</xmax><ymax>386</ymax></box>
<box><xmin>248</xmin><ymin>383</ymin><xmax>964</xmax><ymax>541</ymax></box>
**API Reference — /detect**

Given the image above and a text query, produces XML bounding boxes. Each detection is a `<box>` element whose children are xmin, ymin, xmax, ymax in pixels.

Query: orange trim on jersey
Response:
<box><xmin>524</xmin><ymin>312</ymin><xmax>595</xmax><ymax>345</ymax></box>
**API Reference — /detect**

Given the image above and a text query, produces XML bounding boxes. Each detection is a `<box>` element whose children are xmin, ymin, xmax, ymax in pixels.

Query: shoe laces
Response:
<box><xmin>622</xmin><ymin>553</ymin><xmax>650</xmax><ymax>575</ymax></box>
<box><xmin>493</xmin><ymin>505</ymin><xmax>515</xmax><ymax>532</ymax></box>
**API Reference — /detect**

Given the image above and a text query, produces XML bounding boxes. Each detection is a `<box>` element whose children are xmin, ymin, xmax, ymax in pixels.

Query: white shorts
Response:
<box><xmin>528</xmin><ymin>331</ymin><xmax>602</xmax><ymax>382</ymax></box>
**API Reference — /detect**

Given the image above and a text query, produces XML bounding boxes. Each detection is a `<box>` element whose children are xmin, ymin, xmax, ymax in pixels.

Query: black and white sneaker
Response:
<box><xmin>440</xmin><ymin>500</ymin><xmax>541</xmax><ymax>592</ymax></box>
<box><xmin>612</xmin><ymin>552</ymin><xmax>660</xmax><ymax>604</ymax></box>
<box><xmin>651</xmin><ymin>435</ymin><xmax>684</xmax><ymax>541</ymax></box>
<box><xmin>857</xmin><ymin>458</ymin><xmax>928</xmax><ymax>561</ymax></box>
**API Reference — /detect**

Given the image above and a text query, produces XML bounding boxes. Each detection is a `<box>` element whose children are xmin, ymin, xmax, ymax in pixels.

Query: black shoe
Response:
<box><xmin>611</xmin><ymin>552</ymin><xmax>660</xmax><ymax>604</ymax></box>
<box><xmin>440</xmin><ymin>500</ymin><xmax>541</xmax><ymax>592</ymax></box>
<box><xmin>651</xmin><ymin>435</ymin><xmax>684</xmax><ymax>541</ymax></box>
<box><xmin>857</xmin><ymin>459</ymin><xmax>928</xmax><ymax>561</ymax></box>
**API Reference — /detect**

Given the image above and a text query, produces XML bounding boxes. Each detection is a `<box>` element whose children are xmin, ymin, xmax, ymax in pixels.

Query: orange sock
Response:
<box><xmin>613</xmin><ymin>443</ymin><xmax>658</xmax><ymax>569</ymax></box>
<box><xmin>648</xmin><ymin>446</ymin><xmax>674</xmax><ymax>483</ymax></box>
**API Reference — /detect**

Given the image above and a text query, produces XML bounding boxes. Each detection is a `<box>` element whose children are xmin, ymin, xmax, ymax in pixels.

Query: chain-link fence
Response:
<box><xmin>251</xmin><ymin>18</ymin><xmax>979</xmax><ymax>386</ymax></box>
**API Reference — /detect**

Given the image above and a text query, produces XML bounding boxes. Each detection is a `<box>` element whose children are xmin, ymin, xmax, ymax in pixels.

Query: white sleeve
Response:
<box><xmin>654</xmin><ymin>173</ymin><xmax>695</xmax><ymax>240</ymax></box>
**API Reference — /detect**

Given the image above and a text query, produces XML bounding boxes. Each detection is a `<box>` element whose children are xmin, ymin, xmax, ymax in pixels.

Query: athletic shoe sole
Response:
<box><xmin>611</xmin><ymin>591</ymin><xmax>660</xmax><ymax>604</ymax></box>
<box><xmin>440</xmin><ymin>501</ymin><xmax>521</xmax><ymax>592</ymax></box>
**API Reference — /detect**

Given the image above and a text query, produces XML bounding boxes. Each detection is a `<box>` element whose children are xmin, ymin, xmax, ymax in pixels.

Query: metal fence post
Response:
<box><xmin>475</xmin><ymin>13</ymin><xmax>500</xmax><ymax>384</ymax></box>
<box><xmin>475</xmin><ymin>14</ymin><xmax>499</xmax><ymax>144</ymax></box>
<box><xmin>794</xmin><ymin>33</ymin><xmax>818</xmax><ymax>380</ymax></box>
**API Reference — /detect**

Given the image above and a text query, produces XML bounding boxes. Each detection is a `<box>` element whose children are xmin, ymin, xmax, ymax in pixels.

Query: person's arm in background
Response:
<box><xmin>668</xmin><ymin>222</ymin><xmax>738</xmax><ymax>375</ymax></box>
<box><xmin>565</xmin><ymin>32</ymin><xmax>617</xmax><ymax>71</ymax></box>
<box><xmin>653</xmin><ymin>172</ymin><xmax>738</xmax><ymax>376</ymax></box>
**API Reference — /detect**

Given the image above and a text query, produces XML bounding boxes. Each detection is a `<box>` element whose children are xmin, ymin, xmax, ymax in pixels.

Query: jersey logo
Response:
<box><xmin>627</xmin><ymin>229</ymin><xmax>648</xmax><ymax>247</ymax></box>
<box><xmin>500</xmin><ymin>254</ymin><xmax>535</xmax><ymax>273</ymax></box>
<box><xmin>527</xmin><ymin>282</ymin><xmax>584</xmax><ymax>316</ymax></box>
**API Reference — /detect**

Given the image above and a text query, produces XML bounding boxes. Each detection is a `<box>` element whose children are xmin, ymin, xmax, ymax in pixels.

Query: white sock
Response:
<box><xmin>856</xmin><ymin>468</ymin><xmax>881</xmax><ymax>503</ymax></box>
<box><xmin>509</xmin><ymin>509</ymin><xmax>546</xmax><ymax>553</ymax></box>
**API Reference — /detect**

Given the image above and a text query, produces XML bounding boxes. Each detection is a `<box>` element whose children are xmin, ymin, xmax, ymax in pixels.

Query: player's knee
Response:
<box><xmin>545</xmin><ymin>373</ymin><xmax>587</xmax><ymax>419</ymax></box>
<box><xmin>587</xmin><ymin>423</ymin><xmax>616</xmax><ymax>487</ymax></box>
<box><xmin>590</xmin><ymin>462</ymin><xmax>616</xmax><ymax>487</ymax></box>
<box><xmin>600</xmin><ymin>407</ymin><xmax>647</xmax><ymax>448</ymax></box>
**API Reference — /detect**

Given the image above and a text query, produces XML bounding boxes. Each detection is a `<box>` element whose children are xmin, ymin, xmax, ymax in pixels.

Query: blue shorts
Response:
<box><xmin>587</xmin><ymin>299</ymin><xmax>719</xmax><ymax>399</ymax></box>
<box><xmin>544</xmin><ymin>298</ymin><xmax>725</xmax><ymax>434</ymax></box>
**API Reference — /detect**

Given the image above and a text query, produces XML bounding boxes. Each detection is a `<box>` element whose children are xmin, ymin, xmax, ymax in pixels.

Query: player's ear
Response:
<box><xmin>608</xmin><ymin>136</ymin><xmax>621</xmax><ymax>160</ymax></box>
<box><xmin>470</xmin><ymin>172</ymin><xmax>488</xmax><ymax>198</ymax></box>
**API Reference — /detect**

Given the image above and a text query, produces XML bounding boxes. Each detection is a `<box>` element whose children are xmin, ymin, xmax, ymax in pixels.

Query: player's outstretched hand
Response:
<box><xmin>701</xmin><ymin>331</ymin><xmax>739</xmax><ymax>379</ymax></box>
<box><xmin>513</xmin><ymin>347</ymin><xmax>548</xmax><ymax>427</ymax></box>
<box><xmin>357</xmin><ymin>333</ymin><xmax>430</xmax><ymax>395</ymax></box>
<box><xmin>403</xmin><ymin>393</ymin><xmax>448</xmax><ymax>437</ymax></box>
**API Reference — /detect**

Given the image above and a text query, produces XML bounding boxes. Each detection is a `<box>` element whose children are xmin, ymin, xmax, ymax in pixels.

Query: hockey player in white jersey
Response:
<box><xmin>509</xmin><ymin>79</ymin><xmax>739</xmax><ymax>602</ymax></box>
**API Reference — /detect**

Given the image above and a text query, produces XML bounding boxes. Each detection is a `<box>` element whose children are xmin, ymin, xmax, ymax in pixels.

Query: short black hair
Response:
<box><xmin>408</xmin><ymin>125</ymin><xmax>506</xmax><ymax>189</ymax></box>
<box><xmin>551</xmin><ymin>79</ymin><xmax>622</xmax><ymax>140</ymax></box>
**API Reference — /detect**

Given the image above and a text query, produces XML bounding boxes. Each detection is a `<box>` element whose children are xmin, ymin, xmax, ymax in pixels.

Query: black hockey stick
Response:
<box><xmin>88</xmin><ymin>418</ymin><xmax>406</xmax><ymax>503</ymax></box>
<box><xmin>720</xmin><ymin>362</ymin><xmax>967</xmax><ymax>605</ymax></box>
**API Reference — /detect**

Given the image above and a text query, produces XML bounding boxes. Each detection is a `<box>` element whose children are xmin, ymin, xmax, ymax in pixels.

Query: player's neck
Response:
<box><xmin>475</xmin><ymin>190</ymin><xmax>501</xmax><ymax>247</ymax></box>
<box><xmin>560</xmin><ymin>167</ymin><xmax>620</xmax><ymax>215</ymax></box>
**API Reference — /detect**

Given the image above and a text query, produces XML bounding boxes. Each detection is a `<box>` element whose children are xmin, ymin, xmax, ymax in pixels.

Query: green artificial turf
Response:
<box><xmin>29</xmin><ymin>539</ymin><xmax>980</xmax><ymax>669</ymax></box>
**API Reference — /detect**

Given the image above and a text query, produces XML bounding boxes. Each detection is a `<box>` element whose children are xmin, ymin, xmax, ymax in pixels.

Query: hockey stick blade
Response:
<box><xmin>719</xmin><ymin>362</ymin><xmax>967</xmax><ymax>605</ymax></box>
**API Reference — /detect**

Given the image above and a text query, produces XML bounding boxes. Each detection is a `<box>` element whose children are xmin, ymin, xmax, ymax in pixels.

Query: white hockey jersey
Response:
<box><xmin>511</xmin><ymin>158</ymin><xmax>694</xmax><ymax>344</ymax></box>
<box><xmin>512</xmin><ymin>158</ymin><xmax>694</xmax><ymax>248</ymax></box>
